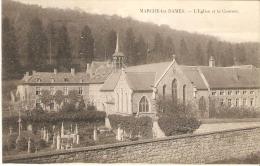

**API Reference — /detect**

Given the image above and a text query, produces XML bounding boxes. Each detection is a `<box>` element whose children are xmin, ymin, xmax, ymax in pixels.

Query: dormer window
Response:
<box><xmin>227</xmin><ymin>90</ymin><xmax>232</xmax><ymax>95</ymax></box>
<box><xmin>36</xmin><ymin>78</ymin><xmax>41</xmax><ymax>83</ymax></box>
<box><xmin>50</xmin><ymin>78</ymin><xmax>55</xmax><ymax>83</ymax></box>
<box><xmin>250</xmin><ymin>90</ymin><xmax>254</xmax><ymax>95</ymax></box>
<box><xmin>220</xmin><ymin>90</ymin><xmax>224</xmax><ymax>95</ymax></box>
<box><xmin>211</xmin><ymin>91</ymin><xmax>216</xmax><ymax>96</ymax></box>
<box><xmin>64</xmin><ymin>78</ymin><xmax>69</xmax><ymax>82</ymax></box>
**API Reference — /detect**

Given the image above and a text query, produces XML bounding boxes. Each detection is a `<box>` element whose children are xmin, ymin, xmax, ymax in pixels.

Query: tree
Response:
<box><xmin>54</xmin><ymin>90</ymin><xmax>64</xmax><ymax>110</ymax></box>
<box><xmin>206</xmin><ymin>40</ymin><xmax>215</xmax><ymax>64</ymax></box>
<box><xmin>179</xmin><ymin>38</ymin><xmax>189</xmax><ymax>64</ymax></box>
<box><xmin>235</xmin><ymin>44</ymin><xmax>247</xmax><ymax>64</ymax></box>
<box><xmin>40</xmin><ymin>90</ymin><xmax>52</xmax><ymax>110</ymax></box>
<box><xmin>164</xmin><ymin>36</ymin><xmax>175</xmax><ymax>60</ymax></box>
<box><xmin>2</xmin><ymin>17</ymin><xmax>21</xmax><ymax>80</ymax></box>
<box><xmin>105</xmin><ymin>30</ymin><xmax>117</xmax><ymax>61</ymax></box>
<box><xmin>46</xmin><ymin>21</ymin><xmax>57</xmax><ymax>66</ymax></box>
<box><xmin>68</xmin><ymin>90</ymin><xmax>81</xmax><ymax>105</ymax></box>
<box><xmin>79</xmin><ymin>25</ymin><xmax>94</xmax><ymax>64</ymax></box>
<box><xmin>27</xmin><ymin>17</ymin><xmax>48</xmax><ymax>70</ymax></box>
<box><xmin>56</xmin><ymin>25</ymin><xmax>72</xmax><ymax>71</ymax></box>
<box><xmin>136</xmin><ymin>35</ymin><xmax>147</xmax><ymax>65</ymax></box>
<box><xmin>124</xmin><ymin>27</ymin><xmax>137</xmax><ymax>65</ymax></box>
<box><xmin>195</xmin><ymin>43</ymin><xmax>204</xmax><ymax>65</ymax></box>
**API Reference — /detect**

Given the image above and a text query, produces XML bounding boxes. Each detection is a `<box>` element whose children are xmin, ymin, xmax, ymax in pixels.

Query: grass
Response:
<box><xmin>201</xmin><ymin>118</ymin><xmax>260</xmax><ymax>124</ymax></box>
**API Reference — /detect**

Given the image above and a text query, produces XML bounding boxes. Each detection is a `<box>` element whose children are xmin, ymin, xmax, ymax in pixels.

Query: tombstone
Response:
<box><xmin>9</xmin><ymin>127</ymin><xmax>13</xmax><ymax>135</ymax></box>
<box><xmin>61</xmin><ymin>122</ymin><xmax>64</xmax><ymax>137</ymax></box>
<box><xmin>75</xmin><ymin>124</ymin><xmax>78</xmax><ymax>134</ymax></box>
<box><xmin>46</xmin><ymin>131</ymin><xmax>49</xmax><ymax>143</ymax></box>
<box><xmin>51</xmin><ymin>133</ymin><xmax>56</xmax><ymax>149</ymax></box>
<box><xmin>27</xmin><ymin>137</ymin><xmax>31</xmax><ymax>153</ymax></box>
<box><xmin>70</xmin><ymin>123</ymin><xmax>73</xmax><ymax>133</ymax></box>
<box><xmin>40</xmin><ymin>128</ymin><xmax>44</xmax><ymax>139</ymax></box>
<box><xmin>72</xmin><ymin>134</ymin><xmax>76</xmax><ymax>144</ymax></box>
<box><xmin>43</xmin><ymin>127</ymin><xmax>46</xmax><ymax>140</ymax></box>
<box><xmin>27</xmin><ymin>124</ymin><xmax>33</xmax><ymax>132</ymax></box>
<box><xmin>56</xmin><ymin>132</ymin><xmax>61</xmax><ymax>150</ymax></box>
<box><xmin>105</xmin><ymin>116</ymin><xmax>112</xmax><ymax>129</ymax></box>
<box><xmin>116</xmin><ymin>125</ymin><xmax>123</xmax><ymax>141</ymax></box>
<box><xmin>52</xmin><ymin>125</ymin><xmax>56</xmax><ymax>132</ymax></box>
<box><xmin>76</xmin><ymin>134</ymin><xmax>80</xmax><ymax>145</ymax></box>
<box><xmin>93</xmin><ymin>126</ymin><xmax>98</xmax><ymax>141</ymax></box>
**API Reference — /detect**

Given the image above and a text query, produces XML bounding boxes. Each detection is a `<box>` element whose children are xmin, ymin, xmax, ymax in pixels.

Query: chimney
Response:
<box><xmin>71</xmin><ymin>68</ymin><xmax>75</xmax><ymax>75</ymax></box>
<box><xmin>209</xmin><ymin>56</ymin><xmax>215</xmax><ymax>67</ymax></box>
<box><xmin>54</xmin><ymin>68</ymin><xmax>57</xmax><ymax>74</ymax></box>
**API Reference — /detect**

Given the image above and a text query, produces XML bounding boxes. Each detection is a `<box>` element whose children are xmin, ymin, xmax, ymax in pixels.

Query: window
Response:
<box><xmin>220</xmin><ymin>90</ymin><xmax>224</xmax><ymax>95</ymax></box>
<box><xmin>242</xmin><ymin>98</ymin><xmax>247</xmax><ymax>106</ymax></box>
<box><xmin>193</xmin><ymin>86</ymin><xmax>197</xmax><ymax>98</ymax></box>
<box><xmin>212</xmin><ymin>91</ymin><xmax>216</xmax><ymax>96</ymax></box>
<box><xmin>36</xmin><ymin>78</ymin><xmax>41</xmax><ymax>83</ymax></box>
<box><xmin>250</xmin><ymin>91</ymin><xmax>254</xmax><ymax>95</ymax></box>
<box><xmin>64</xmin><ymin>87</ymin><xmax>68</xmax><ymax>95</ymax></box>
<box><xmin>235</xmin><ymin>98</ymin><xmax>239</xmax><ymax>107</ymax></box>
<box><xmin>172</xmin><ymin>79</ymin><xmax>177</xmax><ymax>103</ymax></box>
<box><xmin>220</xmin><ymin>98</ymin><xmax>224</xmax><ymax>106</ymax></box>
<box><xmin>139</xmin><ymin>96</ymin><xmax>149</xmax><ymax>113</ymax></box>
<box><xmin>50</xmin><ymin>78</ymin><xmax>55</xmax><ymax>83</ymax></box>
<box><xmin>183</xmin><ymin>85</ymin><xmax>186</xmax><ymax>105</ymax></box>
<box><xmin>162</xmin><ymin>85</ymin><xmax>166</xmax><ymax>99</ymax></box>
<box><xmin>64</xmin><ymin>78</ymin><xmax>69</xmax><ymax>82</ymax></box>
<box><xmin>228</xmin><ymin>90</ymin><xmax>232</xmax><ymax>95</ymax></box>
<box><xmin>64</xmin><ymin>98</ymin><xmax>68</xmax><ymax>103</ymax></box>
<box><xmin>36</xmin><ymin>87</ymin><xmax>41</xmax><ymax>95</ymax></box>
<box><xmin>235</xmin><ymin>90</ymin><xmax>240</xmax><ymax>95</ymax></box>
<box><xmin>50</xmin><ymin>87</ymin><xmax>55</xmax><ymax>95</ymax></box>
<box><xmin>228</xmin><ymin>99</ymin><xmax>232</xmax><ymax>107</ymax></box>
<box><xmin>78</xmin><ymin>87</ymin><xmax>83</xmax><ymax>95</ymax></box>
<box><xmin>250</xmin><ymin>98</ymin><xmax>254</xmax><ymax>106</ymax></box>
<box><xmin>243</xmin><ymin>90</ymin><xmax>247</xmax><ymax>95</ymax></box>
<box><xmin>36</xmin><ymin>99</ymin><xmax>41</xmax><ymax>108</ymax></box>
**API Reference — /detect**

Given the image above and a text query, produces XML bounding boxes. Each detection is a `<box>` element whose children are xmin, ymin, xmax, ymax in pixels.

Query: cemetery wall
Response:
<box><xmin>3</xmin><ymin>126</ymin><xmax>260</xmax><ymax>164</ymax></box>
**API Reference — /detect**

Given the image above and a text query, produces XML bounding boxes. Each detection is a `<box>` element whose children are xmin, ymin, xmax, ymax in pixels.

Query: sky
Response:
<box><xmin>13</xmin><ymin>0</ymin><xmax>260</xmax><ymax>43</ymax></box>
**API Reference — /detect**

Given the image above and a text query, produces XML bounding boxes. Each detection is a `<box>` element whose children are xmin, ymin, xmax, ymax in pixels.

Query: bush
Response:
<box><xmin>16</xmin><ymin>136</ymin><xmax>27</xmax><ymax>151</ymax></box>
<box><xmin>157</xmin><ymin>96</ymin><xmax>201</xmax><ymax>136</ymax></box>
<box><xmin>35</xmin><ymin>139</ymin><xmax>47</xmax><ymax>150</ymax></box>
<box><xmin>61</xmin><ymin>103</ymin><xmax>76</xmax><ymax>113</ymax></box>
<box><xmin>108</xmin><ymin>115</ymin><xmax>153</xmax><ymax>139</ymax></box>
<box><xmin>212</xmin><ymin>104</ymin><xmax>257</xmax><ymax>119</ymax></box>
<box><xmin>6</xmin><ymin>134</ymin><xmax>17</xmax><ymax>151</ymax></box>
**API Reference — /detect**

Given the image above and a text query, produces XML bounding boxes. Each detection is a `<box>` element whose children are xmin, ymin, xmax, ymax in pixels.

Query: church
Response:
<box><xmin>16</xmin><ymin>35</ymin><xmax>260</xmax><ymax>118</ymax></box>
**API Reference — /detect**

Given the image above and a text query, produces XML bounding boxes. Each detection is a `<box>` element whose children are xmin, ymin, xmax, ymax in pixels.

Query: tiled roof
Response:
<box><xmin>199</xmin><ymin>66</ymin><xmax>260</xmax><ymax>89</ymax></box>
<box><xmin>179</xmin><ymin>66</ymin><xmax>208</xmax><ymax>90</ymax></box>
<box><xmin>100</xmin><ymin>72</ymin><xmax>121</xmax><ymax>91</ymax></box>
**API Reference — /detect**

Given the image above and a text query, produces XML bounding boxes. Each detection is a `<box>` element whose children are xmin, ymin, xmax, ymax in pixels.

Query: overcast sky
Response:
<box><xmin>13</xmin><ymin>0</ymin><xmax>260</xmax><ymax>43</ymax></box>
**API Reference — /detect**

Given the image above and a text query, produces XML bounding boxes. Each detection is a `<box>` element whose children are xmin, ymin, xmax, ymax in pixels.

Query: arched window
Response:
<box><xmin>172</xmin><ymin>79</ymin><xmax>177</xmax><ymax>103</ymax></box>
<box><xmin>163</xmin><ymin>85</ymin><xmax>166</xmax><ymax>99</ymax></box>
<box><xmin>139</xmin><ymin>96</ymin><xmax>149</xmax><ymax>113</ymax></box>
<box><xmin>183</xmin><ymin>85</ymin><xmax>186</xmax><ymax>105</ymax></box>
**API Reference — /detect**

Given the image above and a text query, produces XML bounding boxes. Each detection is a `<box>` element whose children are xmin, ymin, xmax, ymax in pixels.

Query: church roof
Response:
<box><xmin>101</xmin><ymin>61</ymin><xmax>260</xmax><ymax>91</ymax></box>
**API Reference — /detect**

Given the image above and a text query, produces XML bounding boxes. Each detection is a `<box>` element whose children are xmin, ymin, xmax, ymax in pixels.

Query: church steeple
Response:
<box><xmin>112</xmin><ymin>33</ymin><xmax>125</xmax><ymax>71</ymax></box>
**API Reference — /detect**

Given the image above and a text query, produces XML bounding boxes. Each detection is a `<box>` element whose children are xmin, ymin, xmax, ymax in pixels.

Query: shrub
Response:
<box><xmin>6</xmin><ymin>134</ymin><xmax>17</xmax><ymax>150</ymax></box>
<box><xmin>157</xmin><ymin>96</ymin><xmax>201</xmax><ymax>136</ymax></box>
<box><xmin>108</xmin><ymin>115</ymin><xmax>153</xmax><ymax>139</ymax></box>
<box><xmin>16</xmin><ymin>136</ymin><xmax>27</xmax><ymax>151</ymax></box>
<box><xmin>212</xmin><ymin>104</ymin><xmax>257</xmax><ymax>119</ymax></box>
<box><xmin>61</xmin><ymin>103</ymin><xmax>76</xmax><ymax>113</ymax></box>
<box><xmin>35</xmin><ymin>139</ymin><xmax>47</xmax><ymax>150</ymax></box>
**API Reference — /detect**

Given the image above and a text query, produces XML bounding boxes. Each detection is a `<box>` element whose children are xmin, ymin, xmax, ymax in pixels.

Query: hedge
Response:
<box><xmin>108</xmin><ymin>115</ymin><xmax>153</xmax><ymax>139</ymax></box>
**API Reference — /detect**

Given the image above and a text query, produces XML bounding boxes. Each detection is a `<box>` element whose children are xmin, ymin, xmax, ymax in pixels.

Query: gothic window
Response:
<box><xmin>183</xmin><ymin>84</ymin><xmax>186</xmax><ymax>104</ymax></box>
<box><xmin>163</xmin><ymin>85</ymin><xmax>166</xmax><ymax>99</ymax></box>
<box><xmin>139</xmin><ymin>96</ymin><xmax>149</xmax><ymax>113</ymax></box>
<box><xmin>172</xmin><ymin>79</ymin><xmax>177</xmax><ymax>103</ymax></box>
<box><xmin>220</xmin><ymin>98</ymin><xmax>224</xmax><ymax>106</ymax></box>
<box><xmin>242</xmin><ymin>98</ymin><xmax>247</xmax><ymax>106</ymax></box>
<box><xmin>250</xmin><ymin>98</ymin><xmax>254</xmax><ymax>106</ymax></box>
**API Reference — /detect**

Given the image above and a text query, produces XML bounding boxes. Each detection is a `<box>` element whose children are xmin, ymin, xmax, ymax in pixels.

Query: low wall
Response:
<box><xmin>3</xmin><ymin>126</ymin><xmax>260</xmax><ymax>164</ymax></box>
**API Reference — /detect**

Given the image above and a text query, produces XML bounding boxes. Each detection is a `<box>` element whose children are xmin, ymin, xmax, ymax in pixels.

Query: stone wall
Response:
<box><xmin>3</xmin><ymin>126</ymin><xmax>260</xmax><ymax>164</ymax></box>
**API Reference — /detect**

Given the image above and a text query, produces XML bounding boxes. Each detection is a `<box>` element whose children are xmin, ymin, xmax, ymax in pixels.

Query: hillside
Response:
<box><xmin>2</xmin><ymin>0</ymin><xmax>260</xmax><ymax>79</ymax></box>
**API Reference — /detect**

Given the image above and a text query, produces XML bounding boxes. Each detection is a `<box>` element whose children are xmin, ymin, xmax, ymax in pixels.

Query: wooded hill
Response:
<box><xmin>2</xmin><ymin>0</ymin><xmax>260</xmax><ymax>80</ymax></box>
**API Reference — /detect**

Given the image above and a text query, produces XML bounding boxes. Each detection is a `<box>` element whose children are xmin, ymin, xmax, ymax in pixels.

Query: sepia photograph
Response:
<box><xmin>1</xmin><ymin>0</ymin><xmax>260</xmax><ymax>164</ymax></box>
